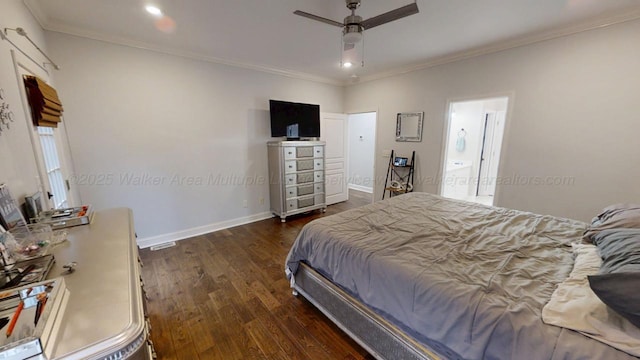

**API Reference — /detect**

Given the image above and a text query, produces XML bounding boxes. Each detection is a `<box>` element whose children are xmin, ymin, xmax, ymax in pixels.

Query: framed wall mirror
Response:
<box><xmin>396</xmin><ymin>112</ymin><xmax>424</xmax><ymax>142</ymax></box>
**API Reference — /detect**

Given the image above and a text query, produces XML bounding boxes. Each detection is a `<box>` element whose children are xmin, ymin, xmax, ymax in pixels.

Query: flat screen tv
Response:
<box><xmin>269</xmin><ymin>100</ymin><xmax>320</xmax><ymax>139</ymax></box>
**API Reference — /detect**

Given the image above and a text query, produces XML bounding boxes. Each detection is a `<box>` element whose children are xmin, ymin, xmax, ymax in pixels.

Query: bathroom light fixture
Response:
<box><xmin>145</xmin><ymin>5</ymin><xmax>163</xmax><ymax>16</ymax></box>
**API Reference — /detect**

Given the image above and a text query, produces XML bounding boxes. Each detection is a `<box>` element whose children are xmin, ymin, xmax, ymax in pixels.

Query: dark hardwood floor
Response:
<box><xmin>139</xmin><ymin>190</ymin><xmax>374</xmax><ymax>359</ymax></box>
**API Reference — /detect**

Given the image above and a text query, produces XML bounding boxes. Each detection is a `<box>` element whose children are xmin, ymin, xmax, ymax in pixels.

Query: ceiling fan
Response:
<box><xmin>294</xmin><ymin>0</ymin><xmax>419</xmax><ymax>49</ymax></box>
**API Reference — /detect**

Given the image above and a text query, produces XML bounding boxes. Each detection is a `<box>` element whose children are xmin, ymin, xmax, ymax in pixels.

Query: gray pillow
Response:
<box><xmin>588</xmin><ymin>272</ymin><xmax>640</xmax><ymax>329</ymax></box>
<box><xmin>583</xmin><ymin>204</ymin><xmax>640</xmax><ymax>243</ymax></box>
<box><xmin>592</xmin><ymin>228</ymin><xmax>640</xmax><ymax>274</ymax></box>
<box><xmin>588</xmin><ymin>228</ymin><xmax>640</xmax><ymax>329</ymax></box>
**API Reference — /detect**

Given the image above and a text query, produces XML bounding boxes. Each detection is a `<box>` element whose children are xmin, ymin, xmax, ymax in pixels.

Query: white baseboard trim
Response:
<box><xmin>348</xmin><ymin>184</ymin><xmax>373</xmax><ymax>193</ymax></box>
<box><xmin>137</xmin><ymin>211</ymin><xmax>274</xmax><ymax>249</ymax></box>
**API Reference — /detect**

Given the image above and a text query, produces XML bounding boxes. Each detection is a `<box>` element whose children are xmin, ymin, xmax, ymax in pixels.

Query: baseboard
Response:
<box><xmin>348</xmin><ymin>184</ymin><xmax>373</xmax><ymax>193</ymax></box>
<box><xmin>137</xmin><ymin>211</ymin><xmax>274</xmax><ymax>249</ymax></box>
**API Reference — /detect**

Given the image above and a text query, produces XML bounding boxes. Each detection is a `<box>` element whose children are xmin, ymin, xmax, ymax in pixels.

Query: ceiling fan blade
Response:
<box><xmin>294</xmin><ymin>10</ymin><xmax>344</xmax><ymax>27</ymax></box>
<box><xmin>361</xmin><ymin>3</ymin><xmax>419</xmax><ymax>30</ymax></box>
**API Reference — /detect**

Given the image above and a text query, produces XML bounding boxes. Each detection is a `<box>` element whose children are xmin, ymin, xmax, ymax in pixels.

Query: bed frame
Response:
<box><xmin>293</xmin><ymin>262</ymin><xmax>452</xmax><ymax>360</ymax></box>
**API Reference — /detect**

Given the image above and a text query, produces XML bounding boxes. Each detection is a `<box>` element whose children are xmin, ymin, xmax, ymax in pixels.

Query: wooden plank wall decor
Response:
<box><xmin>23</xmin><ymin>75</ymin><xmax>63</xmax><ymax>128</ymax></box>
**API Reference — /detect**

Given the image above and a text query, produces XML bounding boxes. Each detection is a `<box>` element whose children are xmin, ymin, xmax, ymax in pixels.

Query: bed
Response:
<box><xmin>285</xmin><ymin>192</ymin><xmax>640</xmax><ymax>359</ymax></box>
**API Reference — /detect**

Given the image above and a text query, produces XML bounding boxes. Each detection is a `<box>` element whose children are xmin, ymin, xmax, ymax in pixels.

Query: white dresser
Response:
<box><xmin>50</xmin><ymin>208</ymin><xmax>153</xmax><ymax>359</ymax></box>
<box><xmin>268</xmin><ymin>140</ymin><xmax>326</xmax><ymax>222</ymax></box>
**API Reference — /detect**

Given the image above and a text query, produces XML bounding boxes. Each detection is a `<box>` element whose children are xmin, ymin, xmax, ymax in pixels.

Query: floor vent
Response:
<box><xmin>150</xmin><ymin>241</ymin><xmax>177</xmax><ymax>251</ymax></box>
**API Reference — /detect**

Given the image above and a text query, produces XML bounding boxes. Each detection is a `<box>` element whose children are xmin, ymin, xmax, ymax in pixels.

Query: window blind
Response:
<box><xmin>23</xmin><ymin>75</ymin><xmax>63</xmax><ymax>128</ymax></box>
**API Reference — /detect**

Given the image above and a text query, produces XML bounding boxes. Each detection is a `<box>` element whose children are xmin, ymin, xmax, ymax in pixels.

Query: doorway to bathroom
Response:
<box><xmin>440</xmin><ymin>97</ymin><xmax>508</xmax><ymax>206</ymax></box>
<box><xmin>347</xmin><ymin>112</ymin><xmax>377</xmax><ymax>204</ymax></box>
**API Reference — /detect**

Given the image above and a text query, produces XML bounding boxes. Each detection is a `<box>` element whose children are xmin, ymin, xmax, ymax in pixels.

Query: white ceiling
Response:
<box><xmin>24</xmin><ymin>0</ymin><xmax>640</xmax><ymax>85</ymax></box>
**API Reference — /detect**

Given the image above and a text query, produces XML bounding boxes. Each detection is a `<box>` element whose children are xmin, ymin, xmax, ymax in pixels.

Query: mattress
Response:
<box><xmin>285</xmin><ymin>192</ymin><xmax>638</xmax><ymax>359</ymax></box>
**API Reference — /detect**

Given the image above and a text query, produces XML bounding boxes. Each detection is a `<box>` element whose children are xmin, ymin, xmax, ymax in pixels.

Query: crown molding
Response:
<box><xmin>46</xmin><ymin>23</ymin><xmax>345</xmax><ymax>86</ymax></box>
<box><xmin>23</xmin><ymin>0</ymin><xmax>640</xmax><ymax>88</ymax></box>
<box><xmin>356</xmin><ymin>10</ymin><xmax>640</xmax><ymax>85</ymax></box>
<box><xmin>23</xmin><ymin>0</ymin><xmax>345</xmax><ymax>87</ymax></box>
<box><xmin>23</xmin><ymin>0</ymin><xmax>48</xmax><ymax>29</ymax></box>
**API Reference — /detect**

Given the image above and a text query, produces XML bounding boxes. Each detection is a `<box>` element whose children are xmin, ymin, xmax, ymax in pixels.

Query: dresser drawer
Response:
<box><xmin>296</xmin><ymin>146</ymin><xmax>314</xmax><ymax>158</ymax></box>
<box><xmin>297</xmin><ymin>159</ymin><xmax>315</xmax><ymax>171</ymax></box>
<box><xmin>314</xmin><ymin>146</ymin><xmax>324</xmax><ymax>158</ymax></box>
<box><xmin>298</xmin><ymin>197</ymin><xmax>315</xmax><ymax>208</ymax></box>
<box><xmin>285</xmin><ymin>159</ymin><xmax>315</xmax><ymax>173</ymax></box>
<box><xmin>285</xmin><ymin>174</ymin><xmax>296</xmax><ymax>185</ymax></box>
<box><xmin>297</xmin><ymin>184</ymin><xmax>314</xmax><ymax>196</ymax></box>
<box><xmin>284</xmin><ymin>147</ymin><xmax>296</xmax><ymax>160</ymax></box>
<box><xmin>286</xmin><ymin>187</ymin><xmax>297</xmax><ymax>199</ymax></box>
<box><xmin>285</xmin><ymin>160</ymin><xmax>297</xmax><ymax>173</ymax></box>
<box><xmin>314</xmin><ymin>194</ymin><xmax>325</xmax><ymax>205</ymax></box>
<box><xmin>286</xmin><ymin>184</ymin><xmax>314</xmax><ymax>199</ymax></box>
<box><xmin>297</xmin><ymin>172</ymin><xmax>315</xmax><ymax>184</ymax></box>
<box><xmin>286</xmin><ymin>199</ymin><xmax>297</xmax><ymax>211</ymax></box>
<box><xmin>313</xmin><ymin>159</ymin><xmax>324</xmax><ymax>170</ymax></box>
<box><xmin>314</xmin><ymin>183</ymin><xmax>324</xmax><ymax>194</ymax></box>
<box><xmin>314</xmin><ymin>171</ymin><xmax>324</xmax><ymax>182</ymax></box>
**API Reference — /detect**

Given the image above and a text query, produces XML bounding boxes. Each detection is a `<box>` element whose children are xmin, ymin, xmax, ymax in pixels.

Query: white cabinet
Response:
<box><xmin>268</xmin><ymin>141</ymin><xmax>326</xmax><ymax>222</ymax></box>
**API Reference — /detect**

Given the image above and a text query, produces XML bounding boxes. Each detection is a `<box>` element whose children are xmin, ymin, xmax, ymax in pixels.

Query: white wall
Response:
<box><xmin>346</xmin><ymin>19</ymin><xmax>640</xmax><ymax>221</ymax></box>
<box><xmin>44</xmin><ymin>32</ymin><xmax>344</xmax><ymax>244</ymax></box>
<box><xmin>0</xmin><ymin>1</ymin><xmax>52</xmax><ymax>208</ymax></box>
<box><xmin>347</xmin><ymin>112</ymin><xmax>376</xmax><ymax>192</ymax></box>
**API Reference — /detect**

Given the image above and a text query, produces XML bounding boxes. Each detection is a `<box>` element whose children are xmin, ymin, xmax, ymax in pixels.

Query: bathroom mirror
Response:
<box><xmin>396</xmin><ymin>112</ymin><xmax>424</xmax><ymax>142</ymax></box>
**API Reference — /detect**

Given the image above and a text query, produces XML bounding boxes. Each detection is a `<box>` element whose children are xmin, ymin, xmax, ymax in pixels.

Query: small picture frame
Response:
<box><xmin>393</xmin><ymin>157</ymin><xmax>408</xmax><ymax>167</ymax></box>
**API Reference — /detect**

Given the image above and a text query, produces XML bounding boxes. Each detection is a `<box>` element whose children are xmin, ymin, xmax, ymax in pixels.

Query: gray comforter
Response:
<box><xmin>285</xmin><ymin>193</ymin><xmax>638</xmax><ymax>360</ymax></box>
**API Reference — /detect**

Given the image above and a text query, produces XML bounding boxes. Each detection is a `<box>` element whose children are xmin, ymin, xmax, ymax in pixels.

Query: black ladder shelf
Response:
<box><xmin>383</xmin><ymin>150</ymin><xmax>415</xmax><ymax>199</ymax></box>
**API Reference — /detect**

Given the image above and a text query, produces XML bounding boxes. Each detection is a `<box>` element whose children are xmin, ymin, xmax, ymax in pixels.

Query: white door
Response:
<box><xmin>320</xmin><ymin>112</ymin><xmax>349</xmax><ymax>205</ymax></box>
<box><xmin>487</xmin><ymin>110</ymin><xmax>506</xmax><ymax>188</ymax></box>
<box><xmin>477</xmin><ymin>111</ymin><xmax>506</xmax><ymax>196</ymax></box>
<box><xmin>12</xmin><ymin>51</ymin><xmax>78</xmax><ymax>208</ymax></box>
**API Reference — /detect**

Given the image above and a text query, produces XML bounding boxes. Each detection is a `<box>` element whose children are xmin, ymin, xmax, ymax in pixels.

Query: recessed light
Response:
<box><xmin>145</xmin><ymin>5</ymin><xmax>163</xmax><ymax>16</ymax></box>
<box><xmin>343</xmin><ymin>62</ymin><xmax>353</xmax><ymax>68</ymax></box>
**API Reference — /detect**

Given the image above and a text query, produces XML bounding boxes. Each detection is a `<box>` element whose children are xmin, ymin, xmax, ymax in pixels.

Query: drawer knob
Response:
<box><xmin>63</xmin><ymin>262</ymin><xmax>77</xmax><ymax>274</ymax></box>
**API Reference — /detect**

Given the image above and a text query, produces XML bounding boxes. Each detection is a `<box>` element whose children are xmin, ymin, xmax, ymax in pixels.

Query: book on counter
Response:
<box><xmin>0</xmin><ymin>277</ymin><xmax>69</xmax><ymax>360</ymax></box>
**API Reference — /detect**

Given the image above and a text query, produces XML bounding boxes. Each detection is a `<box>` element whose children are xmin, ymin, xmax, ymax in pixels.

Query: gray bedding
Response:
<box><xmin>285</xmin><ymin>193</ymin><xmax>639</xmax><ymax>360</ymax></box>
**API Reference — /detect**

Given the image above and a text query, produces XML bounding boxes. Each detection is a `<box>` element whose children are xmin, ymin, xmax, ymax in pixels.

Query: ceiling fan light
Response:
<box><xmin>343</xmin><ymin>31</ymin><xmax>362</xmax><ymax>44</ymax></box>
<box><xmin>343</xmin><ymin>23</ymin><xmax>363</xmax><ymax>44</ymax></box>
<box><xmin>341</xmin><ymin>35</ymin><xmax>363</xmax><ymax>69</ymax></box>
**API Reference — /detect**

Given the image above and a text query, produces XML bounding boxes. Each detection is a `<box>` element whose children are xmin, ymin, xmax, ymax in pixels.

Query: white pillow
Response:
<box><xmin>542</xmin><ymin>243</ymin><xmax>640</xmax><ymax>357</ymax></box>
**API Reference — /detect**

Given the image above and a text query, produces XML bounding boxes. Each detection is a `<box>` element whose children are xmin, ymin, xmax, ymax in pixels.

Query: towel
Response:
<box><xmin>456</xmin><ymin>136</ymin><xmax>465</xmax><ymax>152</ymax></box>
